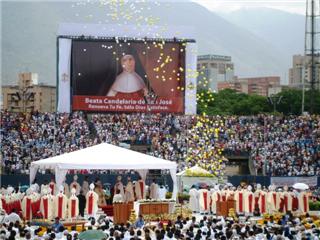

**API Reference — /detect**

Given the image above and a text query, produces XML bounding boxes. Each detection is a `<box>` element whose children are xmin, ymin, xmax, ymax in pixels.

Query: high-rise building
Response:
<box><xmin>197</xmin><ymin>54</ymin><xmax>234</xmax><ymax>92</ymax></box>
<box><xmin>2</xmin><ymin>72</ymin><xmax>56</xmax><ymax>112</ymax></box>
<box><xmin>289</xmin><ymin>54</ymin><xmax>320</xmax><ymax>90</ymax></box>
<box><xmin>218</xmin><ymin>76</ymin><xmax>281</xmax><ymax>97</ymax></box>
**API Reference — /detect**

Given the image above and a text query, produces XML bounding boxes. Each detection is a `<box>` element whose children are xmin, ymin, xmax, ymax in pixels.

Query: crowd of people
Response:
<box><xmin>1</xmin><ymin>211</ymin><xmax>320</xmax><ymax>239</ymax></box>
<box><xmin>188</xmin><ymin>183</ymin><xmax>310</xmax><ymax>216</ymax></box>
<box><xmin>1</xmin><ymin>111</ymin><xmax>94</xmax><ymax>174</ymax></box>
<box><xmin>0</xmin><ymin>175</ymin><xmax>317</xmax><ymax>239</ymax></box>
<box><xmin>1</xmin><ymin>111</ymin><xmax>320</xmax><ymax>176</ymax></box>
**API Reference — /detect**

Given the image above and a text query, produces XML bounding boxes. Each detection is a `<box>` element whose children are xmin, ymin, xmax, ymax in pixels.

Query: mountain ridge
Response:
<box><xmin>1</xmin><ymin>1</ymin><xmax>303</xmax><ymax>85</ymax></box>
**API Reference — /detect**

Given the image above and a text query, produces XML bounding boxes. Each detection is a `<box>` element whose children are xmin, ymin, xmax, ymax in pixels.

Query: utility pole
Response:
<box><xmin>267</xmin><ymin>95</ymin><xmax>282</xmax><ymax>113</ymax></box>
<box><xmin>305</xmin><ymin>0</ymin><xmax>320</xmax><ymax>114</ymax></box>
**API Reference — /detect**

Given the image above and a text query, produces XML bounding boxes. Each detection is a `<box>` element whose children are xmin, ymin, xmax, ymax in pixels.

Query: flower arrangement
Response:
<box><xmin>165</xmin><ymin>192</ymin><xmax>172</xmax><ymax>199</ymax></box>
<box><xmin>163</xmin><ymin>199</ymin><xmax>176</xmax><ymax>202</ymax></box>
<box><xmin>138</xmin><ymin>199</ymin><xmax>152</xmax><ymax>203</ymax></box>
<box><xmin>178</xmin><ymin>193</ymin><xmax>190</xmax><ymax>202</ymax></box>
<box><xmin>263</xmin><ymin>213</ymin><xmax>271</xmax><ymax>220</ymax></box>
<box><xmin>165</xmin><ymin>192</ymin><xmax>190</xmax><ymax>202</ymax></box>
<box><xmin>314</xmin><ymin>219</ymin><xmax>320</xmax><ymax>227</ymax></box>
<box><xmin>143</xmin><ymin>206</ymin><xmax>192</xmax><ymax>222</ymax></box>
<box><xmin>138</xmin><ymin>199</ymin><xmax>175</xmax><ymax>204</ymax></box>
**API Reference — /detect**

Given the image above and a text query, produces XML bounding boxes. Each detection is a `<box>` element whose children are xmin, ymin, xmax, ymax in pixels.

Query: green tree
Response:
<box><xmin>275</xmin><ymin>89</ymin><xmax>320</xmax><ymax>115</ymax></box>
<box><xmin>196</xmin><ymin>88</ymin><xmax>320</xmax><ymax>116</ymax></box>
<box><xmin>275</xmin><ymin>89</ymin><xmax>302</xmax><ymax>115</ymax></box>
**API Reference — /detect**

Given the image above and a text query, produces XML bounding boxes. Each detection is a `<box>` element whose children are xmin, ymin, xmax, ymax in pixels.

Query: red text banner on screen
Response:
<box><xmin>73</xmin><ymin>96</ymin><xmax>184</xmax><ymax>113</ymax></box>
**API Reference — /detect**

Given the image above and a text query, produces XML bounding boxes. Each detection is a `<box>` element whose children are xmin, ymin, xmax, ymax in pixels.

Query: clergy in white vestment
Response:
<box><xmin>68</xmin><ymin>188</ymin><xmax>79</xmax><ymax>219</ymax></box>
<box><xmin>149</xmin><ymin>180</ymin><xmax>159</xmax><ymax>199</ymax></box>
<box><xmin>114</xmin><ymin>176</ymin><xmax>125</xmax><ymax>200</ymax></box>
<box><xmin>259</xmin><ymin>188</ymin><xmax>267</xmax><ymax>214</ymax></box>
<box><xmin>12</xmin><ymin>190</ymin><xmax>23</xmax><ymax>214</ymax></box>
<box><xmin>63</xmin><ymin>181</ymin><xmax>70</xmax><ymax>198</ymax></box>
<box><xmin>279</xmin><ymin>186</ymin><xmax>291</xmax><ymax>213</ymax></box>
<box><xmin>291</xmin><ymin>190</ymin><xmax>299</xmax><ymax>212</ymax></box>
<box><xmin>48</xmin><ymin>187</ymin><xmax>56</xmax><ymax>220</ymax></box>
<box><xmin>70</xmin><ymin>175</ymin><xmax>81</xmax><ymax>196</ymax></box>
<box><xmin>254</xmin><ymin>184</ymin><xmax>262</xmax><ymax>211</ymax></box>
<box><xmin>189</xmin><ymin>185</ymin><xmax>199</xmax><ymax>213</ymax></box>
<box><xmin>21</xmin><ymin>188</ymin><xmax>33</xmax><ymax>221</ymax></box>
<box><xmin>124</xmin><ymin>177</ymin><xmax>135</xmax><ymax>202</ymax></box>
<box><xmin>40</xmin><ymin>188</ymin><xmax>54</xmax><ymax>221</ymax></box>
<box><xmin>30</xmin><ymin>187</ymin><xmax>41</xmax><ymax>219</ymax></box>
<box><xmin>234</xmin><ymin>187</ymin><xmax>245</xmax><ymax>213</ymax></box>
<box><xmin>283</xmin><ymin>185</ymin><xmax>292</xmax><ymax>212</ymax></box>
<box><xmin>5</xmin><ymin>187</ymin><xmax>15</xmax><ymax>213</ymax></box>
<box><xmin>86</xmin><ymin>183</ymin><xmax>99</xmax><ymax>217</ymax></box>
<box><xmin>54</xmin><ymin>186</ymin><xmax>68</xmax><ymax>219</ymax></box>
<box><xmin>198</xmin><ymin>188</ymin><xmax>210</xmax><ymax>214</ymax></box>
<box><xmin>134</xmin><ymin>177</ymin><xmax>146</xmax><ymax>200</ymax></box>
<box><xmin>299</xmin><ymin>190</ymin><xmax>310</xmax><ymax>213</ymax></box>
<box><xmin>244</xmin><ymin>186</ymin><xmax>254</xmax><ymax>215</ymax></box>
<box><xmin>49</xmin><ymin>178</ymin><xmax>57</xmax><ymax>196</ymax></box>
<box><xmin>267</xmin><ymin>185</ymin><xmax>279</xmax><ymax>213</ymax></box>
<box><xmin>211</xmin><ymin>185</ymin><xmax>221</xmax><ymax>215</ymax></box>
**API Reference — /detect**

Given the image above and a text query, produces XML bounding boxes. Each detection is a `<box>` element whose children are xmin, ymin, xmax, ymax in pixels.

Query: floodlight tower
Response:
<box><xmin>304</xmin><ymin>0</ymin><xmax>320</xmax><ymax>114</ymax></box>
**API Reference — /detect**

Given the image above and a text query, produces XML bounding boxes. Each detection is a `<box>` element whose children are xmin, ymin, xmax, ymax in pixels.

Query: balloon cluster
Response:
<box><xmin>186</xmin><ymin>114</ymin><xmax>228</xmax><ymax>177</ymax></box>
<box><xmin>73</xmin><ymin>1</ymin><xmax>188</xmax><ymax>93</ymax></box>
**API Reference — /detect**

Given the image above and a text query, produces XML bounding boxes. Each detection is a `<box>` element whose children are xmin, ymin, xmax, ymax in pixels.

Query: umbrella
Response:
<box><xmin>195</xmin><ymin>182</ymin><xmax>208</xmax><ymax>189</ymax></box>
<box><xmin>293</xmin><ymin>183</ymin><xmax>309</xmax><ymax>190</ymax></box>
<box><xmin>78</xmin><ymin>230</ymin><xmax>107</xmax><ymax>240</ymax></box>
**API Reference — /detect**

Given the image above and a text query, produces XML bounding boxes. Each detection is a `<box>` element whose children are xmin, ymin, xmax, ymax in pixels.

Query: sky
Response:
<box><xmin>193</xmin><ymin>0</ymin><xmax>306</xmax><ymax>15</ymax></box>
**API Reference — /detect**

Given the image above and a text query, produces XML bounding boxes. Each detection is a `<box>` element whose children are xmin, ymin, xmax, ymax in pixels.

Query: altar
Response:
<box><xmin>217</xmin><ymin>199</ymin><xmax>236</xmax><ymax>217</ymax></box>
<box><xmin>134</xmin><ymin>201</ymin><xmax>175</xmax><ymax>216</ymax></box>
<box><xmin>113</xmin><ymin>202</ymin><xmax>133</xmax><ymax>224</ymax></box>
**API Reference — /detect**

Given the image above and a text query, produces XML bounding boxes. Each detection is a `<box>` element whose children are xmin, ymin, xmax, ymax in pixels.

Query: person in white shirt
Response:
<box><xmin>124</xmin><ymin>177</ymin><xmax>134</xmax><ymax>203</ymax></box>
<box><xmin>158</xmin><ymin>184</ymin><xmax>167</xmax><ymax>200</ymax></box>
<box><xmin>189</xmin><ymin>185</ymin><xmax>199</xmax><ymax>213</ymax></box>
<box><xmin>3</xmin><ymin>208</ymin><xmax>21</xmax><ymax>224</ymax></box>
<box><xmin>149</xmin><ymin>179</ymin><xmax>159</xmax><ymax>199</ymax></box>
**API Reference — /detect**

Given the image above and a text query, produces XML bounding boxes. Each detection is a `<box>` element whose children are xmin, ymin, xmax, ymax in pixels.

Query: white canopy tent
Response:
<box><xmin>30</xmin><ymin>143</ymin><xmax>177</xmax><ymax>199</ymax></box>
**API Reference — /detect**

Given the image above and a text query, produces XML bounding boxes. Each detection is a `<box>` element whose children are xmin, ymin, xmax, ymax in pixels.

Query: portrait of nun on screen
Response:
<box><xmin>72</xmin><ymin>40</ymin><xmax>156</xmax><ymax>97</ymax></box>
